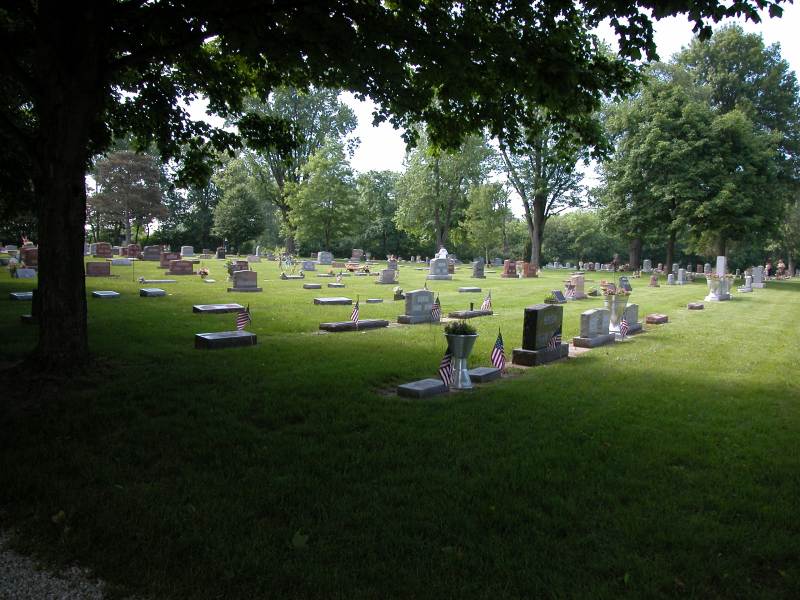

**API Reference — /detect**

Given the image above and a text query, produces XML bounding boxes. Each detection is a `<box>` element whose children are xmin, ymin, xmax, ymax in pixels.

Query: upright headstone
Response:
<box><xmin>85</xmin><ymin>262</ymin><xmax>111</xmax><ymax>277</ymax></box>
<box><xmin>672</xmin><ymin>263</ymin><xmax>679</xmax><ymax>274</ymax></box>
<box><xmin>594</xmin><ymin>262</ymin><xmax>601</xmax><ymax>271</ymax></box>
<box><xmin>677</xmin><ymin>268</ymin><xmax>687</xmax><ymax>285</ymax></box>
<box><xmin>512</xmin><ymin>304</ymin><xmax>569</xmax><ymax>366</ymax></box>
<box><xmin>302</xmin><ymin>260</ymin><xmax>316</xmax><ymax>271</ymax></box>
<box><xmin>216</xmin><ymin>247</ymin><xmax>226</xmax><ymax>259</ymax></box>
<box><xmin>247</xmin><ymin>255</ymin><xmax>261</xmax><ymax>263</ymax></box>
<box><xmin>126</xmin><ymin>244</ymin><xmax>142</xmax><ymax>259</ymax></box>
<box><xmin>715</xmin><ymin>255</ymin><xmax>726</xmax><ymax>276</ymax></box>
<box><xmin>317</xmin><ymin>251</ymin><xmax>333</xmax><ymax>265</ymax></box>
<box><xmin>667</xmin><ymin>273</ymin><xmax>675</xmax><ymax>285</ymax></box>
<box><xmin>642</xmin><ymin>259</ymin><xmax>652</xmax><ymax>272</ymax></box>
<box><xmin>751</xmin><ymin>265</ymin><xmax>765</xmax><ymax>288</ymax></box>
<box><xmin>520</xmin><ymin>262</ymin><xmax>538</xmax><ymax>278</ymax></box>
<box><xmin>94</xmin><ymin>242</ymin><xmax>112</xmax><ymax>258</ymax></box>
<box><xmin>160</xmin><ymin>251</ymin><xmax>181</xmax><ymax>268</ymax></box>
<box><xmin>648</xmin><ymin>274</ymin><xmax>659</xmax><ymax>287</ymax></box>
<box><xmin>168</xmin><ymin>259</ymin><xmax>195</xmax><ymax>275</ymax></box>
<box><xmin>472</xmin><ymin>258</ymin><xmax>485</xmax><ymax>279</ymax></box>
<box><xmin>569</xmin><ymin>273</ymin><xmax>587</xmax><ymax>298</ymax></box>
<box><xmin>587</xmin><ymin>262</ymin><xmax>596</xmax><ymax>271</ymax></box>
<box><xmin>397</xmin><ymin>289</ymin><xmax>437</xmax><ymax>324</ymax></box>
<box><xmin>618</xmin><ymin>276</ymin><xmax>632</xmax><ymax>292</ymax></box>
<box><xmin>142</xmin><ymin>245</ymin><xmax>162</xmax><ymax>261</ymax></box>
<box><xmin>704</xmin><ymin>263</ymin><xmax>711</xmax><ymax>274</ymax></box>
<box><xmin>738</xmin><ymin>275</ymin><xmax>753</xmax><ymax>293</ymax></box>
<box><xmin>180</xmin><ymin>245</ymin><xmax>195</xmax><ymax>257</ymax></box>
<box><xmin>697</xmin><ymin>263</ymin><xmax>704</xmax><ymax>274</ymax></box>
<box><xmin>427</xmin><ymin>257</ymin><xmax>452</xmax><ymax>280</ymax></box>
<box><xmin>376</xmin><ymin>269</ymin><xmax>398</xmax><ymax>284</ymax></box>
<box><xmin>387</xmin><ymin>258</ymin><xmax>398</xmax><ymax>271</ymax></box>
<box><xmin>20</xmin><ymin>246</ymin><xmax>38</xmax><ymax>268</ymax></box>
<box><xmin>621</xmin><ymin>303</ymin><xmax>642</xmax><ymax>335</ymax></box>
<box><xmin>492</xmin><ymin>257</ymin><xmax>503</xmax><ymax>267</ymax></box>
<box><xmin>350</xmin><ymin>248</ymin><xmax>364</xmax><ymax>261</ymax></box>
<box><xmin>227</xmin><ymin>269</ymin><xmax>262</xmax><ymax>292</ymax></box>
<box><xmin>572</xmin><ymin>308</ymin><xmax>614</xmax><ymax>348</ymax></box>
<box><xmin>501</xmin><ymin>259</ymin><xmax>517</xmax><ymax>278</ymax></box>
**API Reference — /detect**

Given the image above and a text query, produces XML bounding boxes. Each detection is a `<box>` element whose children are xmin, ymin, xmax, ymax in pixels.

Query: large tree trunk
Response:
<box><xmin>628</xmin><ymin>237</ymin><xmax>642</xmax><ymax>270</ymax></box>
<box><xmin>30</xmin><ymin>9</ymin><xmax>104</xmax><ymax>369</ymax></box>
<box><xmin>528</xmin><ymin>194</ymin><xmax>546</xmax><ymax>269</ymax></box>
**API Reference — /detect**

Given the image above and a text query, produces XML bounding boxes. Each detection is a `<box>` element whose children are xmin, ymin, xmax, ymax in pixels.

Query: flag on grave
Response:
<box><xmin>547</xmin><ymin>329</ymin><xmax>562</xmax><ymax>350</ymax></box>
<box><xmin>236</xmin><ymin>304</ymin><xmax>252</xmax><ymax>330</ymax></box>
<box><xmin>438</xmin><ymin>350</ymin><xmax>454</xmax><ymax>386</ymax></box>
<box><xmin>491</xmin><ymin>329</ymin><xmax>506</xmax><ymax>371</ymax></box>
<box><xmin>431</xmin><ymin>295</ymin><xmax>441</xmax><ymax>321</ymax></box>
<box><xmin>619</xmin><ymin>317</ymin><xmax>629</xmax><ymax>338</ymax></box>
<box><xmin>351</xmin><ymin>298</ymin><xmax>360</xmax><ymax>323</ymax></box>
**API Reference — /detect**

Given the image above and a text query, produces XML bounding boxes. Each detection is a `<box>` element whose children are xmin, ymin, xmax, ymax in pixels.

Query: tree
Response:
<box><xmin>499</xmin><ymin>121</ymin><xmax>589</xmax><ymax>269</ymax></box>
<box><xmin>0</xmin><ymin>1</ymin><xmax>784</xmax><ymax>369</ymax></box>
<box><xmin>357</xmin><ymin>170</ymin><xmax>404</xmax><ymax>258</ymax></box>
<box><xmin>463</xmin><ymin>183</ymin><xmax>511</xmax><ymax>262</ymax></box>
<box><xmin>212</xmin><ymin>158</ymin><xmax>266</xmax><ymax>252</ymax></box>
<box><xmin>88</xmin><ymin>151</ymin><xmax>165</xmax><ymax>244</ymax></box>
<box><xmin>395</xmin><ymin>132</ymin><xmax>492</xmax><ymax>249</ymax></box>
<box><xmin>239</xmin><ymin>89</ymin><xmax>357</xmax><ymax>252</ymax></box>
<box><xmin>288</xmin><ymin>139</ymin><xmax>358</xmax><ymax>251</ymax></box>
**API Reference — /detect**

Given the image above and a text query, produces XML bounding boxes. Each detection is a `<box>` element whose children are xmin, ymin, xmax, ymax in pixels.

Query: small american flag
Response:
<box><xmin>547</xmin><ymin>329</ymin><xmax>562</xmax><ymax>350</ymax></box>
<box><xmin>438</xmin><ymin>350</ymin><xmax>454</xmax><ymax>386</ymax></box>
<box><xmin>565</xmin><ymin>286</ymin><xmax>575</xmax><ymax>299</ymax></box>
<box><xmin>351</xmin><ymin>298</ymin><xmax>360</xmax><ymax>323</ymax></box>
<box><xmin>480</xmin><ymin>292</ymin><xmax>492</xmax><ymax>311</ymax></box>
<box><xmin>431</xmin><ymin>295</ymin><xmax>441</xmax><ymax>321</ymax></box>
<box><xmin>236</xmin><ymin>304</ymin><xmax>251</xmax><ymax>330</ymax></box>
<box><xmin>491</xmin><ymin>330</ymin><xmax>506</xmax><ymax>371</ymax></box>
<box><xmin>336</xmin><ymin>272</ymin><xmax>342</xmax><ymax>284</ymax></box>
<box><xmin>619</xmin><ymin>317</ymin><xmax>629</xmax><ymax>338</ymax></box>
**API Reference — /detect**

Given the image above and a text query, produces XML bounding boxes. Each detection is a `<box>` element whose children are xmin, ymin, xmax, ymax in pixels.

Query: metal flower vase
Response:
<box><xmin>705</xmin><ymin>277</ymin><xmax>721</xmax><ymax>301</ymax></box>
<box><xmin>445</xmin><ymin>333</ymin><xmax>478</xmax><ymax>390</ymax></box>
<box><xmin>604</xmin><ymin>294</ymin><xmax>627</xmax><ymax>333</ymax></box>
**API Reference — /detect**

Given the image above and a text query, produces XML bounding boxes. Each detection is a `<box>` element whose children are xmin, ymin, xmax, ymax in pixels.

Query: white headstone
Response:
<box><xmin>715</xmin><ymin>256</ymin><xmax>726</xmax><ymax>276</ymax></box>
<box><xmin>180</xmin><ymin>245</ymin><xmax>194</xmax><ymax>257</ymax></box>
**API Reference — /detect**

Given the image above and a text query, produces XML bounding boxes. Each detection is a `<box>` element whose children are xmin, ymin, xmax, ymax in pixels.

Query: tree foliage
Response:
<box><xmin>212</xmin><ymin>158</ymin><xmax>266</xmax><ymax>251</ymax></box>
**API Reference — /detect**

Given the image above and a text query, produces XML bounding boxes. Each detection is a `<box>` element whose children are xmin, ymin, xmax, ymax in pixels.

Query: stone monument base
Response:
<box><xmin>512</xmin><ymin>343</ymin><xmax>569</xmax><ymax>366</ymax></box>
<box><xmin>397</xmin><ymin>314</ymin><xmax>436</xmax><ymax>324</ymax></box>
<box><xmin>426</xmin><ymin>274</ymin><xmax>452</xmax><ymax>281</ymax></box>
<box><xmin>572</xmin><ymin>333</ymin><xmax>615</xmax><ymax>348</ymax></box>
<box><xmin>319</xmin><ymin>319</ymin><xmax>389</xmax><ymax>332</ymax></box>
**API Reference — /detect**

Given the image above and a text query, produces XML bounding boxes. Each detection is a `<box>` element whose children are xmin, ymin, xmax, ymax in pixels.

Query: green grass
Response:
<box><xmin>1</xmin><ymin>258</ymin><xmax>799</xmax><ymax>599</ymax></box>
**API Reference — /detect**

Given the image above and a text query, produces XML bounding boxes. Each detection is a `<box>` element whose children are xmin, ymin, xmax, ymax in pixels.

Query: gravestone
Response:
<box><xmin>142</xmin><ymin>245</ymin><xmax>162</xmax><ymax>260</ymax></box>
<box><xmin>569</xmin><ymin>273</ymin><xmax>587</xmax><ymax>298</ymax></box>
<box><xmin>492</xmin><ymin>257</ymin><xmax>503</xmax><ymax>267</ymax></box>
<box><xmin>426</xmin><ymin>257</ymin><xmax>452</xmax><ymax>281</ymax></box>
<box><xmin>366</xmin><ymin>298</ymin><xmax>383</xmax><ymax>304</ymax></box>
<box><xmin>501</xmin><ymin>259</ymin><xmax>517</xmax><ymax>278</ymax></box>
<box><xmin>512</xmin><ymin>304</ymin><xmax>569</xmax><ymax>366</ymax></box>
<box><xmin>168</xmin><ymin>259</ymin><xmax>195</xmax><ymax>275</ymax></box>
<box><xmin>247</xmin><ymin>255</ymin><xmax>261</xmax><ymax>263</ymax></box>
<box><xmin>376</xmin><ymin>269</ymin><xmax>398</xmax><ymax>284</ymax></box>
<box><xmin>696</xmin><ymin>263</ymin><xmax>704</xmax><ymax>274</ymax></box>
<box><xmin>111</xmin><ymin>258</ymin><xmax>132</xmax><ymax>266</ymax></box>
<box><xmin>92</xmin><ymin>291</ymin><xmax>120</xmax><ymax>299</ymax></box>
<box><xmin>738</xmin><ymin>275</ymin><xmax>753</xmax><ymax>293</ymax></box>
<box><xmin>15</xmin><ymin>267</ymin><xmax>36</xmax><ymax>278</ymax></box>
<box><xmin>227</xmin><ymin>269</ymin><xmax>262</xmax><ymax>292</ymax></box>
<box><xmin>113</xmin><ymin>246</ymin><xmax>122</xmax><ymax>256</ymax></box>
<box><xmin>587</xmin><ymin>262</ymin><xmax>596</xmax><ymax>271</ymax></box>
<box><xmin>317</xmin><ymin>251</ymin><xmax>333</xmax><ymax>265</ymax></box>
<box><xmin>642</xmin><ymin>259</ymin><xmax>652</xmax><ymax>272</ymax></box>
<box><xmin>520</xmin><ymin>262</ymin><xmax>537</xmax><ymax>278</ymax></box>
<box><xmin>677</xmin><ymin>269</ymin><xmax>687</xmax><ymax>285</ymax></box>
<box><xmin>195</xmin><ymin>331</ymin><xmax>257</xmax><ymax>350</ymax></box>
<box><xmin>572</xmin><ymin>308</ymin><xmax>614</xmax><ymax>348</ymax></box>
<box><xmin>472</xmin><ymin>258</ymin><xmax>485</xmax><ymax>278</ymax></box>
<box><xmin>319</xmin><ymin>319</ymin><xmax>389</xmax><ymax>332</ymax></box>
<box><xmin>303</xmin><ymin>283</ymin><xmax>322</xmax><ymax>290</ymax></box>
<box><xmin>715</xmin><ymin>255</ymin><xmax>726</xmax><ymax>276</ymax></box>
<box><xmin>192</xmin><ymin>303</ymin><xmax>244</xmax><ymax>313</ymax></box>
<box><xmin>397</xmin><ymin>378</ymin><xmax>448</xmax><ymax>398</ymax></box>
<box><xmin>10</xmin><ymin>291</ymin><xmax>34</xmax><ymax>301</ymax></box>
<box><xmin>387</xmin><ymin>258</ymin><xmax>398</xmax><ymax>270</ymax></box>
<box><xmin>302</xmin><ymin>260</ymin><xmax>316</xmax><ymax>271</ymax></box>
<box><xmin>351</xmin><ymin>248</ymin><xmax>364</xmax><ymax>261</ymax></box>
<box><xmin>688</xmin><ymin>302</ymin><xmax>704</xmax><ymax>310</ymax></box>
<box><xmin>618</xmin><ymin>276</ymin><xmax>632</xmax><ymax>292</ymax></box>
<box><xmin>126</xmin><ymin>244</ymin><xmax>142</xmax><ymax>259</ymax></box>
<box><xmin>667</xmin><ymin>273</ymin><xmax>675</xmax><ymax>285</ymax></box>
<box><xmin>85</xmin><ymin>262</ymin><xmax>111</xmax><ymax>277</ymax></box>
<box><xmin>458</xmin><ymin>287</ymin><xmax>481</xmax><ymax>293</ymax></box>
<box><xmin>313</xmin><ymin>297</ymin><xmax>352</xmax><ymax>305</ymax></box>
<box><xmin>621</xmin><ymin>303</ymin><xmax>642</xmax><ymax>335</ymax></box>
<box><xmin>216</xmin><ymin>247</ymin><xmax>226</xmax><ymax>259</ymax></box>
<box><xmin>704</xmin><ymin>263</ymin><xmax>711</xmax><ymax>274</ymax></box>
<box><xmin>646</xmin><ymin>314</ymin><xmax>669</xmax><ymax>324</ymax></box>
<box><xmin>550</xmin><ymin>290</ymin><xmax>567</xmax><ymax>304</ymax></box>
<box><xmin>672</xmin><ymin>263</ymin><xmax>679</xmax><ymax>274</ymax></box>
<box><xmin>180</xmin><ymin>245</ymin><xmax>194</xmax><ymax>257</ymax></box>
<box><xmin>84</xmin><ymin>243</ymin><xmax>90</xmax><ymax>255</ymax></box>
<box><xmin>447</xmin><ymin>259</ymin><xmax>455</xmax><ymax>274</ymax></box>
<box><xmin>93</xmin><ymin>242</ymin><xmax>112</xmax><ymax>258</ymax></box>
<box><xmin>751</xmin><ymin>266</ymin><xmax>765</xmax><ymax>288</ymax></box>
<box><xmin>20</xmin><ymin>246</ymin><xmax>38</xmax><ymax>267</ymax></box>
<box><xmin>648</xmin><ymin>274</ymin><xmax>659</xmax><ymax>287</ymax></box>
<box><xmin>327</xmin><ymin>282</ymin><xmax>345</xmax><ymax>288</ymax></box>
<box><xmin>160</xmin><ymin>251</ymin><xmax>181</xmax><ymax>268</ymax></box>
<box><xmin>397</xmin><ymin>289</ymin><xmax>437</xmax><ymax>324</ymax></box>
<box><xmin>139</xmin><ymin>288</ymin><xmax>166</xmax><ymax>297</ymax></box>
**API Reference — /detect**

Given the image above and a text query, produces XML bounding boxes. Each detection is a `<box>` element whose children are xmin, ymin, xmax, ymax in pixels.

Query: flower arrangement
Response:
<box><xmin>444</xmin><ymin>320</ymin><xmax>477</xmax><ymax>335</ymax></box>
<box><xmin>706</xmin><ymin>272</ymin><xmax>735</xmax><ymax>280</ymax></box>
<box><xmin>198</xmin><ymin>267</ymin><xmax>210</xmax><ymax>279</ymax></box>
<box><xmin>544</xmin><ymin>291</ymin><xmax>558</xmax><ymax>304</ymax></box>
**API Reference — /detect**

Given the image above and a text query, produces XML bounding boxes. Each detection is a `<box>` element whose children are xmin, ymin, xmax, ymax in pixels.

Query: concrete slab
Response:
<box><xmin>318</xmin><ymin>319</ymin><xmax>389</xmax><ymax>332</ymax></box>
<box><xmin>92</xmin><ymin>291</ymin><xmax>121</xmax><ymax>298</ymax></box>
<box><xmin>571</xmin><ymin>333</ymin><xmax>615</xmax><ymax>348</ymax></box>
<box><xmin>468</xmin><ymin>367</ymin><xmax>501</xmax><ymax>383</ymax></box>
<box><xmin>447</xmin><ymin>309</ymin><xmax>493</xmax><ymax>319</ymax></box>
<box><xmin>192</xmin><ymin>303</ymin><xmax>245</xmax><ymax>314</ymax></box>
<box><xmin>303</xmin><ymin>283</ymin><xmax>322</xmax><ymax>289</ymax></box>
<box><xmin>195</xmin><ymin>330</ymin><xmax>257</xmax><ymax>349</ymax></box>
<box><xmin>512</xmin><ymin>344</ymin><xmax>569</xmax><ymax>366</ymax></box>
<box><xmin>313</xmin><ymin>297</ymin><xmax>352</xmax><ymax>305</ymax></box>
<box><xmin>397</xmin><ymin>378</ymin><xmax>449</xmax><ymax>398</ymax></box>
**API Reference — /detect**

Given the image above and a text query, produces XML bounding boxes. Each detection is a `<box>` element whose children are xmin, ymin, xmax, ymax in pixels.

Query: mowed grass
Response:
<box><xmin>1</xmin><ymin>257</ymin><xmax>799</xmax><ymax>599</ymax></box>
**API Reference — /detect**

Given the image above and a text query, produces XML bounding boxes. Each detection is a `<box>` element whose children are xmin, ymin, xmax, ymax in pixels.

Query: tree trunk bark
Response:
<box><xmin>665</xmin><ymin>231</ymin><xmax>676</xmax><ymax>274</ymax></box>
<box><xmin>628</xmin><ymin>237</ymin><xmax>642</xmax><ymax>270</ymax></box>
<box><xmin>528</xmin><ymin>194</ymin><xmax>546</xmax><ymax>269</ymax></box>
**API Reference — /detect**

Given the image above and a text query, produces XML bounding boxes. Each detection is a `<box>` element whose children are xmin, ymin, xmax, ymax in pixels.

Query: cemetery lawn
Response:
<box><xmin>1</xmin><ymin>259</ymin><xmax>799</xmax><ymax>599</ymax></box>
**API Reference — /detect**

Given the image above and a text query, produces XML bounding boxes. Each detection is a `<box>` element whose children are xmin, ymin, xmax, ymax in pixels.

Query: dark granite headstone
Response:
<box><xmin>468</xmin><ymin>367</ymin><xmax>501</xmax><ymax>383</ymax></box>
<box><xmin>551</xmin><ymin>290</ymin><xmax>567</xmax><ymax>304</ymax></box>
<box><xmin>303</xmin><ymin>283</ymin><xmax>322</xmax><ymax>289</ymax></box>
<box><xmin>9</xmin><ymin>291</ymin><xmax>33</xmax><ymax>301</ymax></box>
<box><xmin>619</xmin><ymin>276</ymin><xmax>632</xmax><ymax>292</ymax></box>
<box><xmin>195</xmin><ymin>330</ymin><xmax>257</xmax><ymax>349</ymax></box>
<box><xmin>512</xmin><ymin>304</ymin><xmax>569</xmax><ymax>366</ymax></box>
<box><xmin>139</xmin><ymin>288</ymin><xmax>166</xmax><ymax>297</ymax></box>
<box><xmin>318</xmin><ymin>319</ymin><xmax>389</xmax><ymax>332</ymax></box>
<box><xmin>192</xmin><ymin>303</ymin><xmax>245</xmax><ymax>314</ymax></box>
<box><xmin>92</xmin><ymin>291</ymin><xmax>120</xmax><ymax>298</ymax></box>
